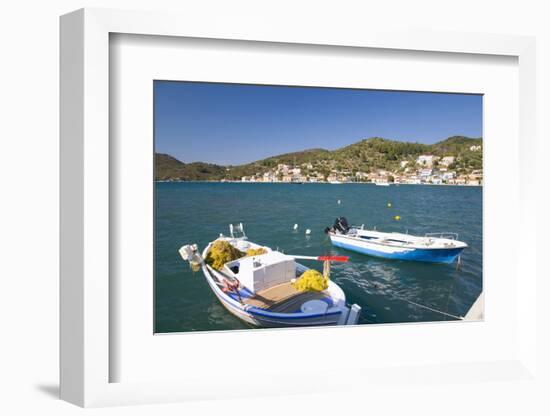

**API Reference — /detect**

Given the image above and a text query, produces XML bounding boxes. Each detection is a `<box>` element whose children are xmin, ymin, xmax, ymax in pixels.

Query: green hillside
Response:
<box><xmin>155</xmin><ymin>153</ymin><xmax>226</xmax><ymax>181</ymax></box>
<box><xmin>430</xmin><ymin>136</ymin><xmax>483</xmax><ymax>172</ymax></box>
<box><xmin>155</xmin><ymin>135</ymin><xmax>482</xmax><ymax>181</ymax></box>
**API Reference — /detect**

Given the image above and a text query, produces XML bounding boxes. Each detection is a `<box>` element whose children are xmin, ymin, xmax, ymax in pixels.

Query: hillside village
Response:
<box><xmin>156</xmin><ymin>136</ymin><xmax>483</xmax><ymax>186</ymax></box>
<box><xmin>239</xmin><ymin>144</ymin><xmax>482</xmax><ymax>186</ymax></box>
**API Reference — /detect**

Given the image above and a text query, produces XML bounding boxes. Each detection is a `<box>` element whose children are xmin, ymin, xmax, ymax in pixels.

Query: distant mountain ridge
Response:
<box><xmin>155</xmin><ymin>135</ymin><xmax>482</xmax><ymax>181</ymax></box>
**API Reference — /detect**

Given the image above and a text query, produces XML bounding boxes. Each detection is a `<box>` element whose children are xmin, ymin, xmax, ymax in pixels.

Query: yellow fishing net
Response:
<box><xmin>292</xmin><ymin>269</ymin><xmax>329</xmax><ymax>292</ymax></box>
<box><xmin>246</xmin><ymin>248</ymin><xmax>268</xmax><ymax>257</ymax></box>
<box><xmin>204</xmin><ymin>241</ymin><xmax>269</xmax><ymax>271</ymax></box>
<box><xmin>204</xmin><ymin>240</ymin><xmax>245</xmax><ymax>271</ymax></box>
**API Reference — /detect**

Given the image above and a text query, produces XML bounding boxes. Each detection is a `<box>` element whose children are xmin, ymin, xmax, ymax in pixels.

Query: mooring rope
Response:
<box><xmin>399</xmin><ymin>297</ymin><xmax>463</xmax><ymax>320</ymax></box>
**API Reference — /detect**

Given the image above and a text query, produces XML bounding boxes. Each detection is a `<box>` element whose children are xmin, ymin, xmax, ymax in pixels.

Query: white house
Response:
<box><xmin>406</xmin><ymin>176</ymin><xmax>421</xmax><ymax>185</ymax></box>
<box><xmin>277</xmin><ymin>164</ymin><xmax>289</xmax><ymax>174</ymax></box>
<box><xmin>440</xmin><ymin>156</ymin><xmax>455</xmax><ymax>166</ymax></box>
<box><xmin>416</xmin><ymin>155</ymin><xmax>439</xmax><ymax>167</ymax></box>
<box><xmin>442</xmin><ymin>171</ymin><xmax>456</xmax><ymax>180</ymax></box>
<box><xmin>263</xmin><ymin>172</ymin><xmax>277</xmax><ymax>182</ymax></box>
<box><xmin>419</xmin><ymin>168</ymin><xmax>433</xmax><ymax>180</ymax></box>
<box><xmin>469</xmin><ymin>145</ymin><xmax>482</xmax><ymax>152</ymax></box>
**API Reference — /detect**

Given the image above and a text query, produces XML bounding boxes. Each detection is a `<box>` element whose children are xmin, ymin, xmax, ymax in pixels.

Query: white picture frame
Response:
<box><xmin>60</xmin><ymin>8</ymin><xmax>537</xmax><ymax>407</ymax></box>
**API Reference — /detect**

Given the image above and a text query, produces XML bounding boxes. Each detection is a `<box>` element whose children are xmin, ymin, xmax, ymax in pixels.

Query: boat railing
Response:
<box><xmin>229</xmin><ymin>223</ymin><xmax>247</xmax><ymax>239</ymax></box>
<box><xmin>424</xmin><ymin>232</ymin><xmax>459</xmax><ymax>240</ymax></box>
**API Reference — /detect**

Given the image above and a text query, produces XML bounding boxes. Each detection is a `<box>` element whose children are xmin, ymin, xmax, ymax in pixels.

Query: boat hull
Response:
<box><xmin>207</xmin><ymin>270</ymin><xmax>346</xmax><ymax>327</ymax></box>
<box><xmin>330</xmin><ymin>234</ymin><xmax>465</xmax><ymax>264</ymax></box>
<box><xmin>199</xmin><ymin>241</ymin><xmax>358</xmax><ymax>327</ymax></box>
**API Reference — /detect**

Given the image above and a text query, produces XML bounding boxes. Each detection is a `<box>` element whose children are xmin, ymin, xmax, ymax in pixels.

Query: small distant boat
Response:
<box><xmin>374</xmin><ymin>182</ymin><xmax>390</xmax><ymax>186</ymax></box>
<box><xmin>179</xmin><ymin>224</ymin><xmax>361</xmax><ymax>327</ymax></box>
<box><xmin>329</xmin><ymin>180</ymin><xmax>342</xmax><ymax>184</ymax></box>
<box><xmin>325</xmin><ymin>217</ymin><xmax>467</xmax><ymax>264</ymax></box>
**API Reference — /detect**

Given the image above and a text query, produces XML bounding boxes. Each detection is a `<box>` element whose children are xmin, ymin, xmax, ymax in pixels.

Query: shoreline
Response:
<box><xmin>155</xmin><ymin>180</ymin><xmax>483</xmax><ymax>187</ymax></box>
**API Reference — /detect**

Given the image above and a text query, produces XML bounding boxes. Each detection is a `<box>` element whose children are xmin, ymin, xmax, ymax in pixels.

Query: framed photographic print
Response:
<box><xmin>60</xmin><ymin>8</ymin><xmax>537</xmax><ymax>407</ymax></box>
<box><xmin>153</xmin><ymin>80</ymin><xmax>483</xmax><ymax>334</ymax></box>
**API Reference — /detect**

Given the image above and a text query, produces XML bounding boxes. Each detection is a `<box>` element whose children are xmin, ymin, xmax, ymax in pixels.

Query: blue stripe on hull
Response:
<box><xmin>214</xmin><ymin>287</ymin><xmax>343</xmax><ymax>327</ymax></box>
<box><xmin>331</xmin><ymin>239</ymin><xmax>464</xmax><ymax>264</ymax></box>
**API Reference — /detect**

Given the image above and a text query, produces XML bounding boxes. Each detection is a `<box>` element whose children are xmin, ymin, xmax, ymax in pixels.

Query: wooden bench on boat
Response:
<box><xmin>243</xmin><ymin>281</ymin><xmax>328</xmax><ymax>313</ymax></box>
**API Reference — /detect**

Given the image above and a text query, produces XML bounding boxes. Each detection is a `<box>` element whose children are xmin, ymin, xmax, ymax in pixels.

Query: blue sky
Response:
<box><xmin>154</xmin><ymin>81</ymin><xmax>482</xmax><ymax>165</ymax></box>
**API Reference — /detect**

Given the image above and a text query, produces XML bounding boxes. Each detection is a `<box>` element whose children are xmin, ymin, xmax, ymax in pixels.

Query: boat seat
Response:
<box><xmin>244</xmin><ymin>282</ymin><xmax>328</xmax><ymax>313</ymax></box>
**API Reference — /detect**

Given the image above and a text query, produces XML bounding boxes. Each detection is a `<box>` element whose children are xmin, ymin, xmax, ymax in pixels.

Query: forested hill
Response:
<box><xmin>155</xmin><ymin>153</ymin><xmax>227</xmax><ymax>181</ymax></box>
<box><xmin>155</xmin><ymin>135</ymin><xmax>482</xmax><ymax>181</ymax></box>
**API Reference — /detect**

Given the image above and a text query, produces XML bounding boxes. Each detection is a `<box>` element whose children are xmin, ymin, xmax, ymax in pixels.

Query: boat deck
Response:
<box><xmin>243</xmin><ymin>282</ymin><xmax>328</xmax><ymax>313</ymax></box>
<box><xmin>346</xmin><ymin>229</ymin><xmax>467</xmax><ymax>249</ymax></box>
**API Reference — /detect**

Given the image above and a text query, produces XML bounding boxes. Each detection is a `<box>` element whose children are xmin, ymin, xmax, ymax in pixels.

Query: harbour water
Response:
<box><xmin>155</xmin><ymin>182</ymin><xmax>482</xmax><ymax>333</ymax></box>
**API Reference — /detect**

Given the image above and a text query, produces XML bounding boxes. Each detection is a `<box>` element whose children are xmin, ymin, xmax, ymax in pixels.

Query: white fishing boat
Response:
<box><xmin>179</xmin><ymin>224</ymin><xmax>361</xmax><ymax>328</ymax></box>
<box><xmin>374</xmin><ymin>182</ymin><xmax>390</xmax><ymax>186</ymax></box>
<box><xmin>325</xmin><ymin>217</ymin><xmax>467</xmax><ymax>264</ymax></box>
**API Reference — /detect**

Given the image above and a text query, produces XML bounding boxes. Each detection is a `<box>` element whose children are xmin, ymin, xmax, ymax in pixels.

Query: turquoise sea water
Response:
<box><xmin>155</xmin><ymin>182</ymin><xmax>482</xmax><ymax>333</ymax></box>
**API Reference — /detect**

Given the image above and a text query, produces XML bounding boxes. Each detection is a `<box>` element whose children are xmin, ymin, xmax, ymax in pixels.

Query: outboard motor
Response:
<box><xmin>333</xmin><ymin>217</ymin><xmax>350</xmax><ymax>234</ymax></box>
<box><xmin>335</xmin><ymin>217</ymin><xmax>350</xmax><ymax>234</ymax></box>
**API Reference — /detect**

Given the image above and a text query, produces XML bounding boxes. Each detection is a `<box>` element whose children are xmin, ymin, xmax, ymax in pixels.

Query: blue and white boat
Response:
<box><xmin>179</xmin><ymin>224</ymin><xmax>361</xmax><ymax>328</ymax></box>
<box><xmin>325</xmin><ymin>217</ymin><xmax>467</xmax><ymax>264</ymax></box>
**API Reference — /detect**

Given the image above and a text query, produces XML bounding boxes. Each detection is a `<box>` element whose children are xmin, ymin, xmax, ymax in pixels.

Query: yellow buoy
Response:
<box><xmin>387</xmin><ymin>202</ymin><xmax>392</xmax><ymax>208</ymax></box>
<box><xmin>394</xmin><ymin>215</ymin><xmax>401</xmax><ymax>221</ymax></box>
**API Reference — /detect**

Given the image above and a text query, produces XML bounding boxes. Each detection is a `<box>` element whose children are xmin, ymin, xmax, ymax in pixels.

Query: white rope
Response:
<box><xmin>400</xmin><ymin>298</ymin><xmax>463</xmax><ymax>320</ymax></box>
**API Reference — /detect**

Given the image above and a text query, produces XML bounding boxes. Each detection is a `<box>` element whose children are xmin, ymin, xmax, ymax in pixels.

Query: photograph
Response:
<box><xmin>154</xmin><ymin>81</ymin><xmax>483</xmax><ymax>333</ymax></box>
